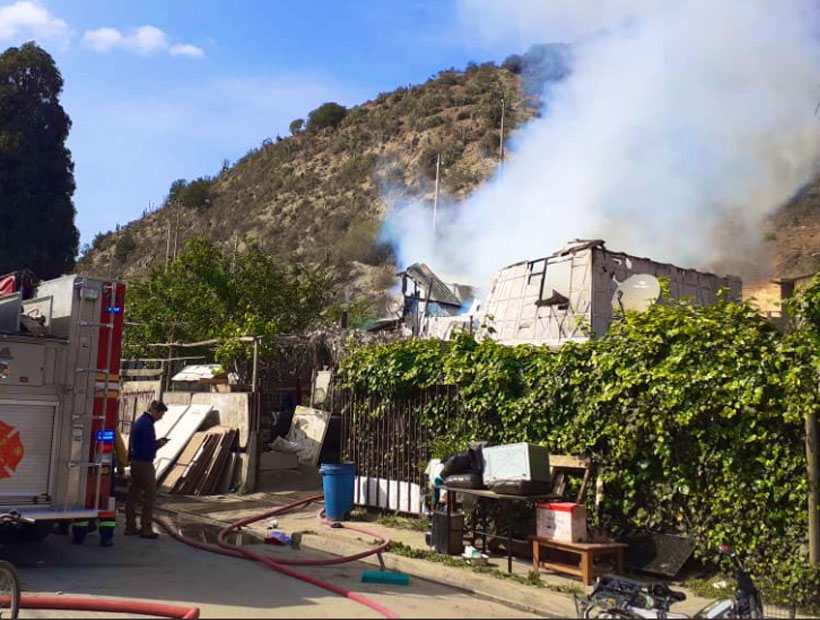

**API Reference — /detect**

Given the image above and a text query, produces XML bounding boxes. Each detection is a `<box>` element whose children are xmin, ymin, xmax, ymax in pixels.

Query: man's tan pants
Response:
<box><xmin>125</xmin><ymin>460</ymin><xmax>157</xmax><ymax>533</ymax></box>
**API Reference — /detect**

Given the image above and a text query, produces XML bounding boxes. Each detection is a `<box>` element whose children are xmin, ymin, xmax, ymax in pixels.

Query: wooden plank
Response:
<box><xmin>190</xmin><ymin>429</ymin><xmax>232</xmax><ymax>495</ymax></box>
<box><xmin>122</xmin><ymin>368</ymin><xmax>165</xmax><ymax>378</ymax></box>
<box><xmin>199</xmin><ymin>430</ymin><xmax>234</xmax><ymax>495</ymax></box>
<box><xmin>160</xmin><ymin>431</ymin><xmax>207</xmax><ymax>492</ymax></box>
<box><xmin>216</xmin><ymin>453</ymin><xmax>237</xmax><ymax>495</ymax></box>
<box><xmin>177</xmin><ymin>435</ymin><xmax>219</xmax><ymax>495</ymax></box>
<box><xmin>549</xmin><ymin>454</ymin><xmax>591</xmax><ymax>469</ymax></box>
<box><xmin>154</xmin><ymin>405</ymin><xmax>213</xmax><ymax>480</ymax></box>
<box><xmin>205</xmin><ymin>430</ymin><xmax>237</xmax><ymax>495</ymax></box>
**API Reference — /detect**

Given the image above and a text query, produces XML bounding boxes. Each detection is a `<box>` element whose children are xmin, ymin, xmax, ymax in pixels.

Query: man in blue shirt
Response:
<box><xmin>125</xmin><ymin>400</ymin><xmax>169</xmax><ymax>538</ymax></box>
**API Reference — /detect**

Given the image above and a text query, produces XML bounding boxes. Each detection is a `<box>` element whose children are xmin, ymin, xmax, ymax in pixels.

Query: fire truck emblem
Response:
<box><xmin>0</xmin><ymin>421</ymin><xmax>24</xmax><ymax>479</ymax></box>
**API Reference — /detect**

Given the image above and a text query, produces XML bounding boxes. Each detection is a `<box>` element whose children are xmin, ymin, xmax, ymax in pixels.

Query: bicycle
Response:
<box><xmin>574</xmin><ymin>544</ymin><xmax>791</xmax><ymax>619</ymax></box>
<box><xmin>0</xmin><ymin>511</ymin><xmax>29</xmax><ymax>619</ymax></box>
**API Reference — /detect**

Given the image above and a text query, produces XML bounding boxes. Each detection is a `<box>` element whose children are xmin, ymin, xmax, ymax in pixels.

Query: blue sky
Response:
<box><xmin>0</xmin><ymin>1</ymin><xmax>535</xmax><ymax>247</ymax></box>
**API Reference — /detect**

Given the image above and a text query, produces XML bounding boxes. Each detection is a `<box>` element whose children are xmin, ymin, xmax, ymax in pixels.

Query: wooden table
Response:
<box><xmin>531</xmin><ymin>536</ymin><xmax>627</xmax><ymax>585</ymax></box>
<box><xmin>443</xmin><ymin>487</ymin><xmax>558</xmax><ymax>573</ymax></box>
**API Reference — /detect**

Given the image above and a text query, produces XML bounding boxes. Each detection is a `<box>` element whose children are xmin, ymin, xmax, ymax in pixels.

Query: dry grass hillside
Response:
<box><xmin>78</xmin><ymin>45</ymin><xmax>820</xmax><ymax>297</ymax></box>
<box><xmin>77</xmin><ymin>58</ymin><xmax>556</xmax><ymax>301</ymax></box>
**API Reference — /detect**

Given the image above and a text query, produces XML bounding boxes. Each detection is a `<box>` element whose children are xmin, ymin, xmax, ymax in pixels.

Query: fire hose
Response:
<box><xmin>16</xmin><ymin>596</ymin><xmax>199</xmax><ymax>618</ymax></box>
<box><xmin>153</xmin><ymin>494</ymin><xmax>399</xmax><ymax>619</ymax></box>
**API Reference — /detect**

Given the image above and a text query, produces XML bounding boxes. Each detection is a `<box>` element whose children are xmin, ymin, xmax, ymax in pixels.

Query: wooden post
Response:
<box><xmin>808</xmin><ymin>410</ymin><xmax>820</xmax><ymax>565</ymax></box>
<box><xmin>164</xmin><ymin>345</ymin><xmax>174</xmax><ymax>393</ymax></box>
<box><xmin>251</xmin><ymin>338</ymin><xmax>259</xmax><ymax>394</ymax></box>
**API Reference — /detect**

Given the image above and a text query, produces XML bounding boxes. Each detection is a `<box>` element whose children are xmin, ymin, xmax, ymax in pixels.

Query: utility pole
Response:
<box><xmin>165</xmin><ymin>221</ymin><xmax>171</xmax><ymax>273</ymax></box>
<box><xmin>433</xmin><ymin>153</ymin><xmax>441</xmax><ymax>233</ymax></box>
<box><xmin>499</xmin><ymin>97</ymin><xmax>506</xmax><ymax>166</ymax></box>
<box><xmin>232</xmin><ymin>233</ymin><xmax>239</xmax><ymax>272</ymax></box>
<box><xmin>173</xmin><ymin>203</ymin><xmax>181</xmax><ymax>261</ymax></box>
<box><xmin>808</xmin><ymin>409</ymin><xmax>819</xmax><ymax>565</ymax></box>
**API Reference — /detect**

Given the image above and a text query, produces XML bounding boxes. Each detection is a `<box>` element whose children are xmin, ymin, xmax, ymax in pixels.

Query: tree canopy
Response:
<box><xmin>306</xmin><ymin>102</ymin><xmax>347</xmax><ymax>131</ymax></box>
<box><xmin>125</xmin><ymin>237</ymin><xmax>338</xmax><ymax>370</ymax></box>
<box><xmin>0</xmin><ymin>42</ymin><xmax>79</xmax><ymax>279</ymax></box>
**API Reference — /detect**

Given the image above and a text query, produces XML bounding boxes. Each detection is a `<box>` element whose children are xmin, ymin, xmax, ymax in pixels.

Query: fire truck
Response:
<box><xmin>0</xmin><ymin>271</ymin><xmax>125</xmax><ymax>539</ymax></box>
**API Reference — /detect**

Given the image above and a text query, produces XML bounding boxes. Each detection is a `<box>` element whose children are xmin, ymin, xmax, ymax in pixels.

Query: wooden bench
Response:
<box><xmin>531</xmin><ymin>536</ymin><xmax>627</xmax><ymax>585</ymax></box>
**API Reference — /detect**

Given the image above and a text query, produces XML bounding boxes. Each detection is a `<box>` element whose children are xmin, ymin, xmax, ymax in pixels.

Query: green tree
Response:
<box><xmin>125</xmin><ymin>237</ymin><xmax>337</xmax><ymax>369</ymax></box>
<box><xmin>306</xmin><ymin>102</ymin><xmax>347</xmax><ymax>132</ymax></box>
<box><xmin>0</xmin><ymin>42</ymin><xmax>79</xmax><ymax>279</ymax></box>
<box><xmin>167</xmin><ymin>177</ymin><xmax>211</xmax><ymax>210</ymax></box>
<box><xmin>289</xmin><ymin>118</ymin><xmax>304</xmax><ymax>135</ymax></box>
<box><xmin>114</xmin><ymin>230</ymin><xmax>137</xmax><ymax>263</ymax></box>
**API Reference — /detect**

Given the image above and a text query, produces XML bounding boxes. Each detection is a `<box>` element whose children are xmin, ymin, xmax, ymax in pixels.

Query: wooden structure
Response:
<box><xmin>531</xmin><ymin>536</ymin><xmax>627</xmax><ymax>585</ymax></box>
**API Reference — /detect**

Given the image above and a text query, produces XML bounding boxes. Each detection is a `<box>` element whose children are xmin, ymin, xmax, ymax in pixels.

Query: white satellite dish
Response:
<box><xmin>612</xmin><ymin>274</ymin><xmax>661</xmax><ymax>313</ymax></box>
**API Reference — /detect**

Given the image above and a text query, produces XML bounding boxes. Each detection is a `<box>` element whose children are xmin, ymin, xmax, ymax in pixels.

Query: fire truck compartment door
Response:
<box><xmin>0</xmin><ymin>342</ymin><xmax>45</xmax><ymax>386</ymax></box>
<box><xmin>0</xmin><ymin>402</ymin><xmax>55</xmax><ymax>503</ymax></box>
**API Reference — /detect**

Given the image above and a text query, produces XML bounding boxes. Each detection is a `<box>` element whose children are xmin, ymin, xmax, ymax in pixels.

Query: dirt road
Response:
<box><xmin>3</xmin><ymin>521</ymin><xmax>540</xmax><ymax>618</ymax></box>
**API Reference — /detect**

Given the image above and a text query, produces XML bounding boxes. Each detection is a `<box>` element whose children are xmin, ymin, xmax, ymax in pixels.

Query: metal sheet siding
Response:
<box><xmin>0</xmin><ymin>403</ymin><xmax>55</xmax><ymax>502</ymax></box>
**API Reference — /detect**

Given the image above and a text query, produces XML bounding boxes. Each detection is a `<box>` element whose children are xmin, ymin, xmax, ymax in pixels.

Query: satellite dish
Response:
<box><xmin>612</xmin><ymin>274</ymin><xmax>661</xmax><ymax>313</ymax></box>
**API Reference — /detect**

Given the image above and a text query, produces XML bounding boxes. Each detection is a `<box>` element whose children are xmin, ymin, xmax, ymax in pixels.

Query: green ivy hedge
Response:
<box><xmin>339</xmin><ymin>280</ymin><xmax>820</xmax><ymax>609</ymax></box>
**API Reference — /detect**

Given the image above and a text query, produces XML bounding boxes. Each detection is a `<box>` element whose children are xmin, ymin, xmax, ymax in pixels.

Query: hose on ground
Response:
<box><xmin>18</xmin><ymin>596</ymin><xmax>199</xmax><ymax>618</ymax></box>
<box><xmin>155</xmin><ymin>495</ymin><xmax>399</xmax><ymax>619</ymax></box>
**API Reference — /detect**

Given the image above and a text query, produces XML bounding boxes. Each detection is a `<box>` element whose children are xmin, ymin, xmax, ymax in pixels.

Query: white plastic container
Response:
<box><xmin>481</xmin><ymin>442</ymin><xmax>550</xmax><ymax>485</ymax></box>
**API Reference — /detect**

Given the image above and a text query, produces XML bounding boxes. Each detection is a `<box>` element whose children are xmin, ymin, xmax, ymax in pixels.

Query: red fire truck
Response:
<box><xmin>0</xmin><ymin>271</ymin><xmax>125</xmax><ymax>539</ymax></box>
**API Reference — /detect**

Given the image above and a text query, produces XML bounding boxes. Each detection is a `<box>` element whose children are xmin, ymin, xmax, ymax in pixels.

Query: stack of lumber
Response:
<box><xmin>159</xmin><ymin>427</ymin><xmax>238</xmax><ymax>495</ymax></box>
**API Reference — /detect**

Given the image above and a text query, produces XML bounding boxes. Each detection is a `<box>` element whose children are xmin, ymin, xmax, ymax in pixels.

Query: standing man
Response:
<box><xmin>125</xmin><ymin>400</ymin><xmax>169</xmax><ymax>539</ymax></box>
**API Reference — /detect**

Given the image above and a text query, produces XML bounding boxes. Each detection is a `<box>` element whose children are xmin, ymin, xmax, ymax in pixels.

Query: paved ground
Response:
<box><xmin>2</xmin><ymin>520</ymin><xmax>539</xmax><ymax>618</ymax></box>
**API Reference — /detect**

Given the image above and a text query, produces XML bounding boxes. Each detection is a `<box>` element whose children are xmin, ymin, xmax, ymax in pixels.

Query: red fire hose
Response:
<box><xmin>17</xmin><ymin>596</ymin><xmax>199</xmax><ymax>618</ymax></box>
<box><xmin>154</xmin><ymin>495</ymin><xmax>399</xmax><ymax>619</ymax></box>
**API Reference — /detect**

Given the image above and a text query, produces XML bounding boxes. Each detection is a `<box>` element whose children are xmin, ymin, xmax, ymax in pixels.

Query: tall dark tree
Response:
<box><xmin>0</xmin><ymin>42</ymin><xmax>79</xmax><ymax>279</ymax></box>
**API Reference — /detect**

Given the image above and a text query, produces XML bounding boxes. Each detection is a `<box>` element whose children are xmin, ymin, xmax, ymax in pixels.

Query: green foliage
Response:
<box><xmin>340</xmin><ymin>283</ymin><xmax>820</xmax><ymax>608</ymax></box>
<box><xmin>289</xmin><ymin>118</ymin><xmax>304</xmax><ymax>135</ymax></box>
<box><xmin>168</xmin><ymin>177</ymin><xmax>212</xmax><ymax>210</ymax></box>
<box><xmin>307</xmin><ymin>102</ymin><xmax>347</xmax><ymax>132</ymax></box>
<box><xmin>0</xmin><ymin>42</ymin><xmax>79</xmax><ymax>279</ymax></box>
<box><xmin>114</xmin><ymin>230</ymin><xmax>137</xmax><ymax>263</ymax></box>
<box><xmin>125</xmin><ymin>237</ymin><xmax>337</xmax><ymax>368</ymax></box>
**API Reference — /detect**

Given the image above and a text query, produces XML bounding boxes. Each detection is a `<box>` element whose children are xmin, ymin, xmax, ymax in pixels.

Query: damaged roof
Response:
<box><xmin>399</xmin><ymin>262</ymin><xmax>467</xmax><ymax>307</ymax></box>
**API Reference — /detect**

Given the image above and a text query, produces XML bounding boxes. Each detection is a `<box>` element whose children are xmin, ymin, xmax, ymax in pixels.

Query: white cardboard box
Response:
<box><xmin>536</xmin><ymin>502</ymin><xmax>587</xmax><ymax>542</ymax></box>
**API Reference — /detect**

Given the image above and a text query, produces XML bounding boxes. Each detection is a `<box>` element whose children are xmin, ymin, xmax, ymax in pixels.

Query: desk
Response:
<box><xmin>531</xmin><ymin>536</ymin><xmax>627</xmax><ymax>585</ymax></box>
<box><xmin>443</xmin><ymin>486</ymin><xmax>557</xmax><ymax>573</ymax></box>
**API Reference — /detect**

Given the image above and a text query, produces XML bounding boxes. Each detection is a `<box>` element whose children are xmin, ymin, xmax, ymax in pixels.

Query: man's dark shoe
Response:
<box><xmin>124</xmin><ymin>529</ymin><xmax>139</xmax><ymax>536</ymax></box>
<box><xmin>139</xmin><ymin>531</ymin><xmax>159</xmax><ymax>539</ymax></box>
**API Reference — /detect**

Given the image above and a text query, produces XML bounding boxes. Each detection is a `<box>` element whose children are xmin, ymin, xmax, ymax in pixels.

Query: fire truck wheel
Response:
<box><xmin>18</xmin><ymin>522</ymin><xmax>51</xmax><ymax>542</ymax></box>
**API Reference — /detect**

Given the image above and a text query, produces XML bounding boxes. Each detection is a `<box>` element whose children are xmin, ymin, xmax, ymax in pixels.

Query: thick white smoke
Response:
<box><xmin>383</xmin><ymin>0</ymin><xmax>820</xmax><ymax>285</ymax></box>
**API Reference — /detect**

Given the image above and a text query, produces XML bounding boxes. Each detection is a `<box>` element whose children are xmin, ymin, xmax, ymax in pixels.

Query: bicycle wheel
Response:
<box><xmin>0</xmin><ymin>560</ymin><xmax>21</xmax><ymax>618</ymax></box>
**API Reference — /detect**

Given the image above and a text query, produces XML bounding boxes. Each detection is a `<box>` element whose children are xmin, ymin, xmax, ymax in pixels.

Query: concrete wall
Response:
<box><xmin>162</xmin><ymin>392</ymin><xmax>251</xmax><ymax>449</ymax></box>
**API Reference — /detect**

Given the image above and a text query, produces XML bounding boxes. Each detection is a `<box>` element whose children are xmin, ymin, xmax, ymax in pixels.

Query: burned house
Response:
<box><xmin>369</xmin><ymin>263</ymin><xmax>478</xmax><ymax>338</ymax></box>
<box><xmin>479</xmin><ymin>239</ymin><xmax>742</xmax><ymax>347</ymax></box>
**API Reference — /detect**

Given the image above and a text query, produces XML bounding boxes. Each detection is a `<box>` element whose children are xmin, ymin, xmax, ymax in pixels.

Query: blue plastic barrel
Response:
<box><xmin>320</xmin><ymin>462</ymin><xmax>356</xmax><ymax>521</ymax></box>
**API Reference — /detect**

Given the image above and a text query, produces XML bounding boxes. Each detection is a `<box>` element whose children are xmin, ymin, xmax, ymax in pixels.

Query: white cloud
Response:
<box><xmin>81</xmin><ymin>27</ymin><xmax>122</xmax><ymax>52</ymax></box>
<box><xmin>0</xmin><ymin>0</ymin><xmax>70</xmax><ymax>47</ymax></box>
<box><xmin>169</xmin><ymin>43</ymin><xmax>204</xmax><ymax>58</ymax></box>
<box><xmin>128</xmin><ymin>25</ymin><xmax>167</xmax><ymax>54</ymax></box>
<box><xmin>82</xmin><ymin>24</ymin><xmax>202</xmax><ymax>58</ymax></box>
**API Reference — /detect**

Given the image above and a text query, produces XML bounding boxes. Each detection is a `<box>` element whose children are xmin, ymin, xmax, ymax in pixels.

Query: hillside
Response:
<box><xmin>77</xmin><ymin>53</ymin><xmax>567</xmax><ymax>306</ymax></box>
<box><xmin>78</xmin><ymin>46</ymin><xmax>820</xmax><ymax>300</ymax></box>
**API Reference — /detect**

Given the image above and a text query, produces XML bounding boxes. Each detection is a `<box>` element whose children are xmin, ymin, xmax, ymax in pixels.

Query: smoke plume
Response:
<box><xmin>383</xmin><ymin>0</ymin><xmax>820</xmax><ymax>285</ymax></box>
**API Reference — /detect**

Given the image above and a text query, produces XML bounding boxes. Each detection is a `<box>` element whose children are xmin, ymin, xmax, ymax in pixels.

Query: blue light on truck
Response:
<box><xmin>96</xmin><ymin>429</ymin><xmax>115</xmax><ymax>442</ymax></box>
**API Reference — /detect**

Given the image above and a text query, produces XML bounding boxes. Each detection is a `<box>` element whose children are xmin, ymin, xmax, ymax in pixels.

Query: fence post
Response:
<box><xmin>808</xmin><ymin>410</ymin><xmax>819</xmax><ymax>565</ymax></box>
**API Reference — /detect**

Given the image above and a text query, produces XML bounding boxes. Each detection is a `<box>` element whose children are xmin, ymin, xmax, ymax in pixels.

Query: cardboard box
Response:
<box><xmin>536</xmin><ymin>502</ymin><xmax>587</xmax><ymax>542</ymax></box>
<box><xmin>259</xmin><ymin>450</ymin><xmax>299</xmax><ymax>471</ymax></box>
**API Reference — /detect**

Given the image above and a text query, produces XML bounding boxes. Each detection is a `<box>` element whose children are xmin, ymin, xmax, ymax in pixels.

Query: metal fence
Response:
<box><xmin>333</xmin><ymin>385</ymin><xmax>470</xmax><ymax>514</ymax></box>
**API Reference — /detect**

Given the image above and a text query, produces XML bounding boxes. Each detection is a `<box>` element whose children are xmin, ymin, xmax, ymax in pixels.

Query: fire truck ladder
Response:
<box><xmin>70</xmin><ymin>279</ymin><xmax>117</xmax><ymax>514</ymax></box>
